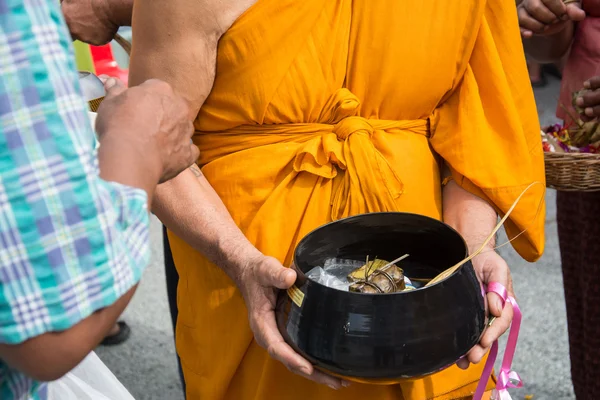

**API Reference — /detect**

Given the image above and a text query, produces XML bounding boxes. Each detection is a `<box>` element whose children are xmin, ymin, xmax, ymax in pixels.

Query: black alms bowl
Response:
<box><xmin>275</xmin><ymin>212</ymin><xmax>487</xmax><ymax>383</ymax></box>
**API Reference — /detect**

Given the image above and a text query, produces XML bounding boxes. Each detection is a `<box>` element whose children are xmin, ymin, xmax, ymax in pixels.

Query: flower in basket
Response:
<box><xmin>541</xmin><ymin>90</ymin><xmax>600</xmax><ymax>153</ymax></box>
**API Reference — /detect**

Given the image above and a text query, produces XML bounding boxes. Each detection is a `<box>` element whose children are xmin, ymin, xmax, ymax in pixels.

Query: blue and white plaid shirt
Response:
<box><xmin>0</xmin><ymin>0</ymin><xmax>151</xmax><ymax>399</ymax></box>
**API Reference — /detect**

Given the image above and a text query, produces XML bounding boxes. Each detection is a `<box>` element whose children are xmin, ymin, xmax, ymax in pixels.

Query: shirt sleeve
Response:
<box><xmin>429</xmin><ymin>0</ymin><xmax>546</xmax><ymax>262</ymax></box>
<box><xmin>0</xmin><ymin>0</ymin><xmax>150</xmax><ymax>344</ymax></box>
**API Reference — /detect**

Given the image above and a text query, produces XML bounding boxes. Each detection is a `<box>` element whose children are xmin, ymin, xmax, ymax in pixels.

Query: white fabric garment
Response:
<box><xmin>47</xmin><ymin>351</ymin><xmax>135</xmax><ymax>400</ymax></box>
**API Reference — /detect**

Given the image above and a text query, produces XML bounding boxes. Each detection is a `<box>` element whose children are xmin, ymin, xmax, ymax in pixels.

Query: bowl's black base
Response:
<box><xmin>276</xmin><ymin>212</ymin><xmax>487</xmax><ymax>380</ymax></box>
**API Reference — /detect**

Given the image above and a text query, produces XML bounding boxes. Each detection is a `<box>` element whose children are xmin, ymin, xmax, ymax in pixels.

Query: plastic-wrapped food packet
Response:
<box><xmin>306</xmin><ymin>258</ymin><xmax>363</xmax><ymax>291</ymax></box>
<box><xmin>307</xmin><ymin>258</ymin><xmax>417</xmax><ymax>292</ymax></box>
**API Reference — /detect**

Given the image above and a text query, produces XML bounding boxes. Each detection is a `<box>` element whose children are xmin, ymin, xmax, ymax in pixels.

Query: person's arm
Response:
<box><xmin>153</xmin><ymin>165</ymin><xmax>264</xmax><ymax>283</ymax></box>
<box><xmin>430</xmin><ymin>0</ymin><xmax>547</xmax><ymax>368</ymax></box>
<box><xmin>0</xmin><ymin>288</ymin><xmax>138</xmax><ymax>381</ymax></box>
<box><xmin>0</xmin><ymin>99</ymin><xmax>151</xmax><ymax>382</ymax></box>
<box><xmin>440</xmin><ymin>167</ymin><xmax>497</xmax><ymax>254</ymax></box>
<box><xmin>516</xmin><ymin>0</ymin><xmax>584</xmax><ymax>62</ymax></box>
<box><xmin>3</xmin><ymin>82</ymin><xmax>197</xmax><ymax>383</ymax></box>
<box><xmin>0</xmin><ymin>2</ymin><xmax>196</xmax><ymax>381</ymax></box>
<box><xmin>63</xmin><ymin>0</ymin><xmax>245</xmax><ymax>269</ymax></box>
<box><xmin>128</xmin><ymin>0</ymin><xmax>263</xmax><ymax>278</ymax></box>
<box><xmin>128</xmin><ymin>0</ymin><xmax>345</xmax><ymax>389</ymax></box>
<box><xmin>62</xmin><ymin>0</ymin><xmax>134</xmax><ymax>45</ymax></box>
<box><xmin>442</xmin><ymin>180</ymin><xmax>515</xmax><ymax>369</ymax></box>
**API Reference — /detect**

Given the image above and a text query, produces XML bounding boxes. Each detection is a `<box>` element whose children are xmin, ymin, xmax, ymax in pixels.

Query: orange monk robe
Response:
<box><xmin>167</xmin><ymin>0</ymin><xmax>545</xmax><ymax>399</ymax></box>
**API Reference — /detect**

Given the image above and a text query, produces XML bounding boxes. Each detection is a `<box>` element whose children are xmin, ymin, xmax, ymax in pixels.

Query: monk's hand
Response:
<box><xmin>575</xmin><ymin>76</ymin><xmax>600</xmax><ymax>121</ymax></box>
<box><xmin>517</xmin><ymin>0</ymin><xmax>585</xmax><ymax>38</ymax></box>
<box><xmin>236</xmin><ymin>256</ymin><xmax>348</xmax><ymax>390</ymax></box>
<box><xmin>456</xmin><ymin>251</ymin><xmax>515</xmax><ymax>370</ymax></box>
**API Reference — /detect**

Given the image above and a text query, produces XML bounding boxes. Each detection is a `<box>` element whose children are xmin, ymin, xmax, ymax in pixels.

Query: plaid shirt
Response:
<box><xmin>0</xmin><ymin>0</ymin><xmax>150</xmax><ymax>399</ymax></box>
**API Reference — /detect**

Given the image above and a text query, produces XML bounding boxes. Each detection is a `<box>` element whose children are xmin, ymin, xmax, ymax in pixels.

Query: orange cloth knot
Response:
<box><xmin>333</xmin><ymin>116</ymin><xmax>373</xmax><ymax>140</ymax></box>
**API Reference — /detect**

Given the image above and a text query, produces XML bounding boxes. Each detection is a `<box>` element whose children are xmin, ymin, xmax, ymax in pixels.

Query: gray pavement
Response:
<box><xmin>96</xmin><ymin>76</ymin><xmax>574</xmax><ymax>399</ymax></box>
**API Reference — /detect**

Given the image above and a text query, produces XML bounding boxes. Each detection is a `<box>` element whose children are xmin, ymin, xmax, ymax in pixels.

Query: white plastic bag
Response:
<box><xmin>47</xmin><ymin>351</ymin><xmax>135</xmax><ymax>400</ymax></box>
<box><xmin>88</xmin><ymin>111</ymin><xmax>100</xmax><ymax>150</ymax></box>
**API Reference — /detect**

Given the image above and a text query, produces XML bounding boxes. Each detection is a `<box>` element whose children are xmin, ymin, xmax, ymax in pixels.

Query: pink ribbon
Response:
<box><xmin>473</xmin><ymin>282</ymin><xmax>523</xmax><ymax>400</ymax></box>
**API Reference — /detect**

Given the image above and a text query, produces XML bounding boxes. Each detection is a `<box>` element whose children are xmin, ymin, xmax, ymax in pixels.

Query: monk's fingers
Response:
<box><xmin>263</xmin><ymin>328</ymin><xmax>346</xmax><ymax>389</ymax></box>
<box><xmin>466</xmin><ymin>344</ymin><xmax>491</xmax><ymax>365</ymax></box>
<box><xmin>479</xmin><ymin>302</ymin><xmax>514</xmax><ymax>350</ymax></box>
<box><xmin>249</xmin><ymin>307</ymin><xmax>349</xmax><ymax>389</ymax></box>
<box><xmin>266</xmin><ymin>339</ymin><xmax>314</xmax><ymax>377</ymax></box>
<box><xmin>293</xmin><ymin>367</ymin><xmax>346</xmax><ymax>390</ymax></box>
<box><xmin>584</xmin><ymin>76</ymin><xmax>600</xmax><ymax>90</ymax></box>
<box><xmin>249</xmin><ymin>309</ymin><xmax>314</xmax><ymax>375</ymax></box>
<box><xmin>456</xmin><ymin>357</ymin><xmax>470</xmax><ymax>370</ymax></box>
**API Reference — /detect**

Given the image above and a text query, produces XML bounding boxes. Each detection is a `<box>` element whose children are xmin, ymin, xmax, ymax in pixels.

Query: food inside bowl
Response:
<box><xmin>306</xmin><ymin>255</ymin><xmax>424</xmax><ymax>294</ymax></box>
<box><xmin>278</xmin><ymin>212</ymin><xmax>487</xmax><ymax>381</ymax></box>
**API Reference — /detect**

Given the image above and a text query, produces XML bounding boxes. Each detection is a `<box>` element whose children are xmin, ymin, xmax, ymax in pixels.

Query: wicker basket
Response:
<box><xmin>545</xmin><ymin>152</ymin><xmax>600</xmax><ymax>191</ymax></box>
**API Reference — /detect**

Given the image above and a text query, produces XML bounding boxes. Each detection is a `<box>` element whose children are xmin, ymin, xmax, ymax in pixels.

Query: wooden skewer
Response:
<box><xmin>114</xmin><ymin>33</ymin><xmax>132</xmax><ymax>56</ymax></box>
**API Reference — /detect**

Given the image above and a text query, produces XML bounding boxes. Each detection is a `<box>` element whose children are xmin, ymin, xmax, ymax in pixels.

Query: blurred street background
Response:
<box><xmin>96</xmin><ymin>38</ymin><xmax>574</xmax><ymax>399</ymax></box>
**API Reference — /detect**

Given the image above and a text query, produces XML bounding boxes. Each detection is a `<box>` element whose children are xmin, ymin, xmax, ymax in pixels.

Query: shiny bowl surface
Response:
<box><xmin>275</xmin><ymin>212</ymin><xmax>486</xmax><ymax>382</ymax></box>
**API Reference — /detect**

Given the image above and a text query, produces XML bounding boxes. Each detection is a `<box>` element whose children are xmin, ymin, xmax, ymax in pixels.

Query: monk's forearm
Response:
<box><xmin>129</xmin><ymin>0</ymin><xmax>265</xmax><ymax>281</ymax></box>
<box><xmin>442</xmin><ymin>180</ymin><xmax>498</xmax><ymax>254</ymax></box>
<box><xmin>523</xmin><ymin>24</ymin><xmax>574</xmax><ymax>63</ymax></box>
<box><xmin>153</xmin><ymin>166</ymin><xmax>263</xmax><ymax>284</ymax></box>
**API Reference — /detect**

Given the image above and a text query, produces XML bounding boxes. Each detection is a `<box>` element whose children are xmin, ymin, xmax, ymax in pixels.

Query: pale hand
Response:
<box><xmin>235</xmin><ymin>255</ymin><xmax>349</xmax><ymax>390</ymax></box>
<box><xmin>456</xmin><ymin>251</ymin><xmax>515</xmax><ymax>370</ymax></box>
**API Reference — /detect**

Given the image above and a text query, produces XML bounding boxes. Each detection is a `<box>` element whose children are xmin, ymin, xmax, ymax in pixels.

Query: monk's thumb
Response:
<box><xmin>264</xmin><ymin>261</ymin><xmax>296</xmax><ymax>289</ymax></box>
<box><xmin>486</xmin><ymin>290</ymin><xmax>506</xmax><ymax>318</ymax></box>
<box><xmin>274</xmin><ymin>268</ymin><xmax>296</xmax><ymax>290</ymax></box>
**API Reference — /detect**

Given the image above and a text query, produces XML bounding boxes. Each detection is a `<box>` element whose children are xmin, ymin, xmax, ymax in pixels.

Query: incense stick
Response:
<box><xmin>425</xmin><ymin>181</ymin><xmax>543</xmax><ymax>287</ymax></box>
<box><xmin>114</xmin><ymin>33</ymin><xmax>132</xmax><ymax>56</ymax></box>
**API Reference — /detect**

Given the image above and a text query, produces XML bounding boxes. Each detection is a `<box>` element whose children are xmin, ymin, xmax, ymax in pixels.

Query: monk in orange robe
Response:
<box><xmin>129</xmin><ymin>1</ymin><xmax>546</xmax><ymax>399</ymax></box>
